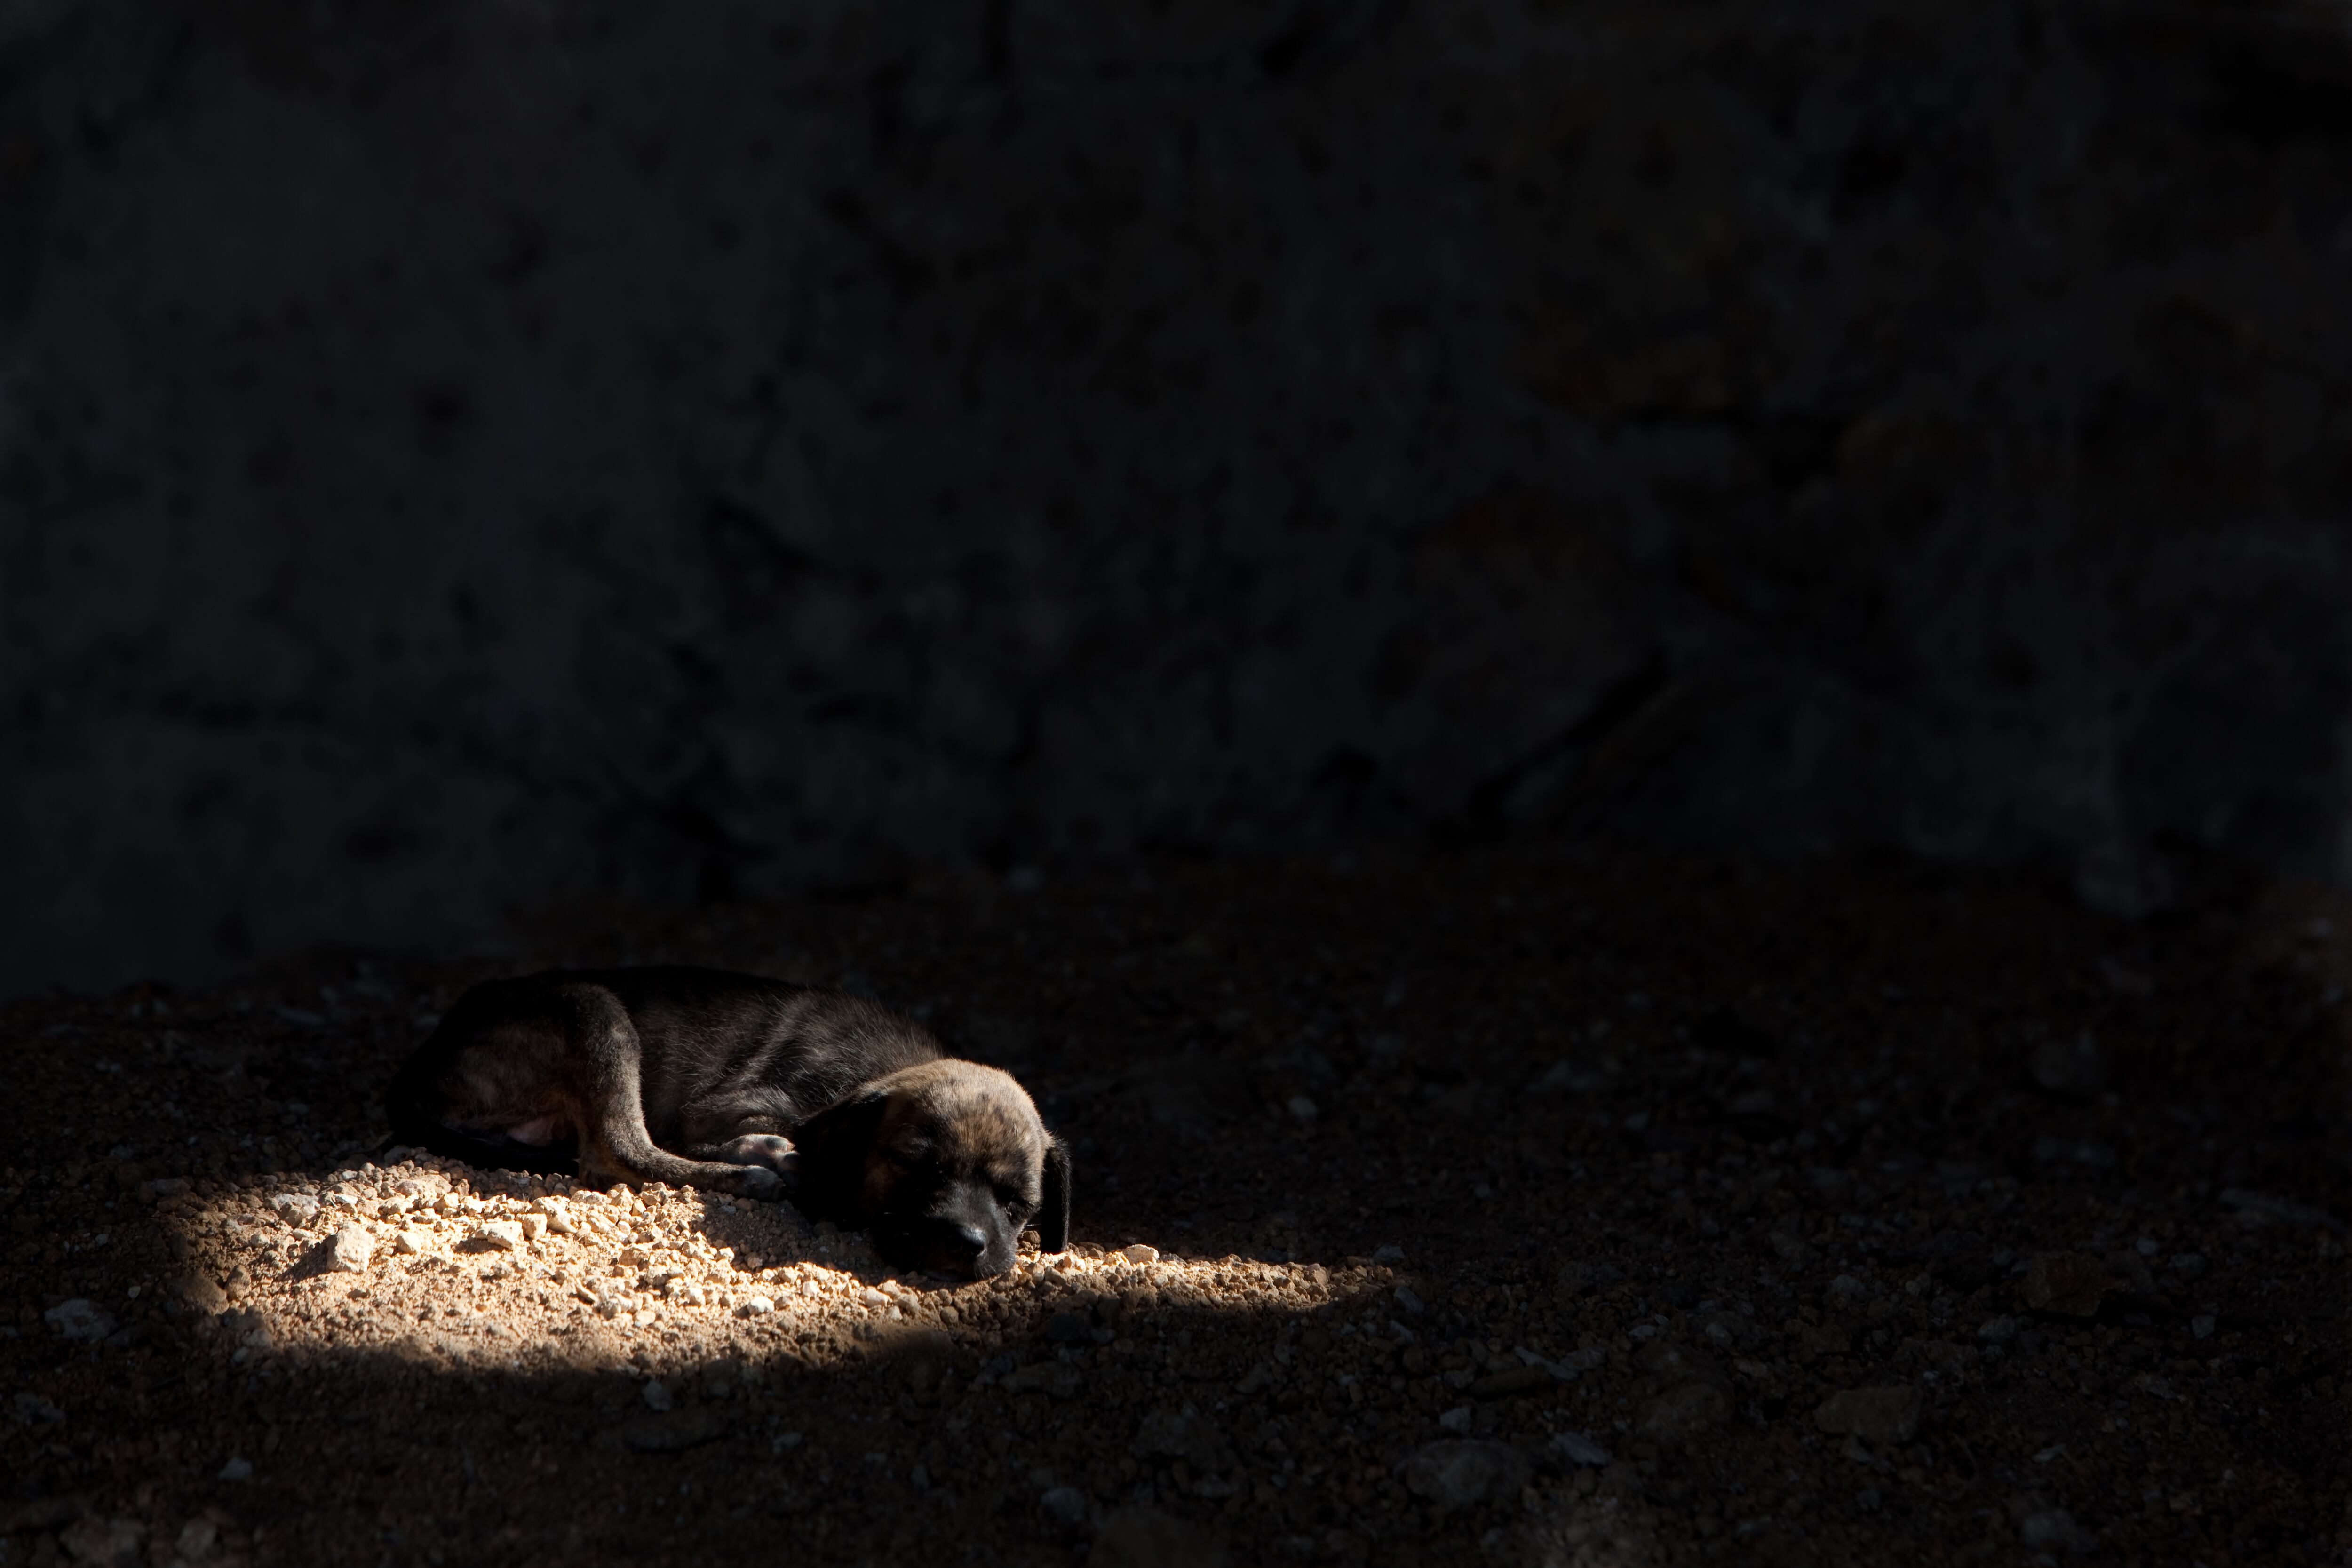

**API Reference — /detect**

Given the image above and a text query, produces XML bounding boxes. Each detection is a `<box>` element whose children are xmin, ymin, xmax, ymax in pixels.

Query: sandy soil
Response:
<box><xmin>2</xmin><ymin>845</ymin><xmax>2347</xmax><ymax>1567</ymax></box>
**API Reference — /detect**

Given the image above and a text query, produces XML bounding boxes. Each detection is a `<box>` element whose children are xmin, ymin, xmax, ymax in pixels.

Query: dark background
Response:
<box><xmin>8</xmin><ymin>0</ymin><xmax>2352</xmax><ymax>997</ymax></box>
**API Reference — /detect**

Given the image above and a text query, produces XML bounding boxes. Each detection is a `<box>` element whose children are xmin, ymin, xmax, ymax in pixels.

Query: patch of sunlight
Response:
<box><xmin>156</xmin><ymin>1157</ymin><xmax>1357</xmax><ymax>1377</ymax></box>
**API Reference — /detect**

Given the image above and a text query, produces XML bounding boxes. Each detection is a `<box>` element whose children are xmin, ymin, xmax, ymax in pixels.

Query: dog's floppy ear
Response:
<box><xmin>790</xmin><ymin>1088</ymin><xmax>891</xmax><ymax>1225</ymax></box>
<box><xmin>1037</xmin><ymin>1135</ymin><xmax>1071</xmax><ymax>1253</ymax></box>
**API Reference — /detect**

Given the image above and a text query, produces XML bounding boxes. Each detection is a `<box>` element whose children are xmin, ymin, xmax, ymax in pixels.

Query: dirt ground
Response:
<box><xmin>2</xmin><ymin>844</ymin><xmax>2348</xmax><ymax>1568</ymax></box>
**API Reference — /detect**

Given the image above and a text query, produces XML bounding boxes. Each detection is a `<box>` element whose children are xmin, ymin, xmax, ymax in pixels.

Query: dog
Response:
<box><xmin>385</xmin><ymin>967</ymin><xmax>1068</xmax><ymax>1279</ymax></box>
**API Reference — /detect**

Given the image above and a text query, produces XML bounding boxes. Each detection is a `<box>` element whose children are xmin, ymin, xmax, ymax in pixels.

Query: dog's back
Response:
<box><xmin>386</xmin><ymin>967</ymin><xmax>945</xmax><ymax>1169</ymax></box>
<box><xmin>590</xmin><ymin>968</ymin><xmax>941</xmax><ymax>1131</ymax></box>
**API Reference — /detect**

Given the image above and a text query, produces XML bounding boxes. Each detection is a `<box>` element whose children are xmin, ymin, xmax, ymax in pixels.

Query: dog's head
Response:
<box><xmin>789</xmin><ymin>1059</ymin><xmax>1069</xmax><ymax>1279</ymax></box>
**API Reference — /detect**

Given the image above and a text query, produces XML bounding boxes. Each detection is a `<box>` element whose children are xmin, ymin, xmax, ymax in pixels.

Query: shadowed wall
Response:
<box><xmin>6</xmin><ymin>0</ymin><xmax>2351</xmax><ymax>993</ymax></box>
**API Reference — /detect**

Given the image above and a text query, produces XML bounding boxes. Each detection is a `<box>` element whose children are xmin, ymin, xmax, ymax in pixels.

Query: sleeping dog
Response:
<box><xmin>385</xmin><ymin>967</ymin><xmax>1068</xmax><ymax>1279</ymax></box>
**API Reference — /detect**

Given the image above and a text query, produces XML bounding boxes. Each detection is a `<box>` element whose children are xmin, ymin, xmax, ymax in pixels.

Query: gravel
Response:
<box><xmin>1403</xmin><ymin>1441</ymin><xmax>1531</xmax><ymax>1510</ymax></box>
<box><xmin>1092</xmin><ymin>1506</ymin><xmax>1227</xmax><ymax>1568</ymax></box>
<box><xmin>1812</xmin><ymin>1385</ymin><xmax>1923</xmax><ymax>1446</ymax></box>
<box><xmin>0</xmin><ymin>845</ymin><xmax>2346</xmax><ymax>1566</ymax></box>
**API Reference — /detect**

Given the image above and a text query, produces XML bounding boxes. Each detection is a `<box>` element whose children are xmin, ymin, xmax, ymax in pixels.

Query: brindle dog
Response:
<box><xmin>385</xmin><ymin>967</ymin><xmax>1068</xmax><ymax>1279</ymax></box>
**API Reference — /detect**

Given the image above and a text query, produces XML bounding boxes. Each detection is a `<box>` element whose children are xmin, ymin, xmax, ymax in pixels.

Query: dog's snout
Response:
<box><xmin>946</xmin><ymin>1221</ymin><xmax>988</xmax><ymax>1258</ymax></box>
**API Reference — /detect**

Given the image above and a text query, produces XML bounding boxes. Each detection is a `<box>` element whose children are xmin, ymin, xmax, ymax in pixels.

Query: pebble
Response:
<box><xmin>1438</xmin><ymin>1405</ymin><xmax>1474</xmax><ymax>1433</ymax></box>
<box><xmin>1813</xmin><ymin>1385</ymin><xmax>1923</xmax><ymax>1445</ymax></box>
<box><xmin>173</xmin><ymin>1275</ymin><xmax>228</xmax><ymax>1314</ymax></box>
<box><xmin>737</xmin><ymin>1295</ymin><xmax>776</xmax><ymax>1317</ymax></box>
<box><xmin>2030</xmin><ymin>1031</ymin><xmax>2106</xmax><ymax>1097</ymax></box>
<box><xmin>1402</xmin><ymin>1441</ymin><xmax>1530</xmax><ymax>1510</ymax></box>
<box><xmin>394</xmin><ymin>1229</ymin><xmax>434</xmax><ymax>1256</ymax></box>
<box><xmin>471</xmin><ymin>1220</ymin><xmax>525</xmax><ymax>1252</ymax></box>
<box><xmin>1039</xmin><ymin>1485</ymin><xmax>1089</xmax><ymax>1528</ymax></box>
<box><xmin>609</xmin><ymin>1409</ymin><xmax>726</xmax><ymax>1453</ymax></box>
<box><xmin>1469</xmin><ymin>1364</ymin><xmax>1557</xmax><ymax>1399</ymax></box>
<box><xmin>2219</xmin><ymin>1188</ymin><xmax>2340</xmax><ymax>1229</ymax></box>
<box><xmin>1006</xmin><ymin>1361</ymin><xmax>1085</xmax><ymax>1399</ymax></box>
<box><xmin>2012</xmin><ymin>1496</ymin><xmax>2093</xmax><ymax>1554</ymax></box>
<box><xmin>1554</xmin><ymin>1431</ymin><xmax>1612</xmax><ymax>1467</ymax></box>
<box><xmin>1637</xmin><ymin>1381</ymin><xmax>1728</xmax><ymax>1440</ymax></box>
<box><xmin>44</xmin><ymin>1299</ymin><xmax>117</xmax><ymax>1343</ymax></box>
<box><xmin>58</xmin><ymin>1516</ymin><xmax>143</xmax><ymax>1568</ymax></box>
<box><xmin>1132</xmin><ymin>1406</ymin><xmax>1224</xmax><ymax>1468</ymax></box>
<box><xmin>1120</xmin><ymin>1244</ymin><xmax>1159</xmax><ymax>1264</ymax></box>
<box><xmin>1091</xmin><ymin>1505</ymin><xmax>1227</xmax><ymax>1568</ymax></box>
<box><xmin>323</xmin><ymin>1225</ymin><xmax>373</xmax><ymax>1273</ymax></box>
<box><xmin>217</xmin><ymin>1457</ymin><xmax>253</xmax><ymax>1482</ymax></box>
<box><xmin>642</xmin><ymin>1379</ymin><xmax>674</xmax><ymax>1412</ymax></box>
<box><xmin>2019</xmin><ymin>1254</ymin><xmax>2114</xmax><ymax>1318</ymax></box>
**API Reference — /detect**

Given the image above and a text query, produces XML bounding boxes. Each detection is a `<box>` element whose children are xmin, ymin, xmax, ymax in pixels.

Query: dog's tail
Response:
<box><xmin>383</xmin><ymin>1059</ymin><xmax>580</xmax><ymax>1178</ymax></box>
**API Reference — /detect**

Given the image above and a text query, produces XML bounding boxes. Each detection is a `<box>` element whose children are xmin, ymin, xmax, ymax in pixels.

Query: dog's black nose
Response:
<box><xmin>946</xmin><ymin>1222</ymin><xmax>987</xmax><ymax>1259</ymax></box>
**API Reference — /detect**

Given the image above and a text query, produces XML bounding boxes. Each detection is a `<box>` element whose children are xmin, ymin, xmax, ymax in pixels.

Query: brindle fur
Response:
<box><xmin>385</xmin><ymin>967</ymin><xmax>1069</xmax><ymax>1278</ymax></box>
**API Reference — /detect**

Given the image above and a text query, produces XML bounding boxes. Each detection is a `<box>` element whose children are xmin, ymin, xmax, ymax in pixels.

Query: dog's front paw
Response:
<box><xmin>737</xmin><ymin>1164</ymin><xmax>791</xmax><ymax>1202</ymax></box>
<box><xmin>717</xmin><ymin>1132</ymin><xmax>798</xmax><ymax>1174</ymax></box>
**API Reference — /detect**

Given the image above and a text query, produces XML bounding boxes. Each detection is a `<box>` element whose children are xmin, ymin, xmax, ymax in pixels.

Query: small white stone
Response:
<box><xmin>520</xmin><ymin>1213</ymin><xmax>548</xmax><ymax>1241</ymax></box>
<box><xmin>44</xmin><ymin>1299</ymin><xmax>117</xmax><ymax>1343</ymax></box>
<box><xmin>324</xmin><ymin>1225</ymin><xmax>373</xmax><ymax>1273</ymax></box>
<box><xmin>1120</xmin><ymin>1243</ymin><xmax>1159</xmax><ymax>1265</ymax></box>
<box><xmin>60</xmin><ymin>1517</ymin><xmax>144</xmax><ymax>1565</ymax></box>
<box><xmin>394</xmin><ymin>1229</ymin><xmax>434</xmax><ymax>1256</ymax></box>
<box><xmin>473</xmin><ymin>1220</ymin><xmax>524</xmax><ymax>1251</ymax></box>
<box><xmin>1554</xmin><ymin>1430</ymin><xmax>1612</xmax><ymax>1467</ymax></box>
<box><xmin>737</xmin><ymin>1295</ymin><xmax>776</xmax><ymax>1318</ymax></box>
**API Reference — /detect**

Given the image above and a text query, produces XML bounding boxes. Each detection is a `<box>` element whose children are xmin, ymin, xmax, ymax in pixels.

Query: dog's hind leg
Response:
<box><xmin>557</xmin><ymin>983</ymin><xmax>786</xmax><ymax>1201</ymax></box>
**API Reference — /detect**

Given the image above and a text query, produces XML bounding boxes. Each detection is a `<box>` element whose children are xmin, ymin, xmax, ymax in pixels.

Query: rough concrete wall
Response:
<box><xmin>6</xmin><ymin>0</ymin><xmax>2352</xmax><ymax>993</ymax></box>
